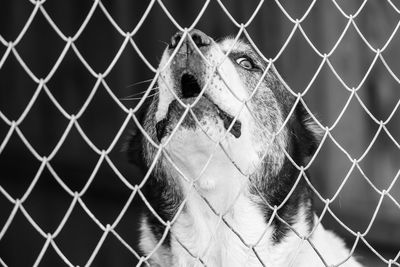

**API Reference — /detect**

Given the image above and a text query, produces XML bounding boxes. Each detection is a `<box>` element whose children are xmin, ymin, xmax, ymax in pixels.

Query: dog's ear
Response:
<box><xmin>123</xmin><ymin>97</ymin><xmax>155</xmax><ymax>168</ymax></box>
<box><xmin>291</xmin><ymin>102</ymin><xmax>323</xmax><ymax>166</ymax></box>
<box><xmin>123</xmin><ymin>128</ymin><xmax>145</xmax><ymax>167</ymax></box>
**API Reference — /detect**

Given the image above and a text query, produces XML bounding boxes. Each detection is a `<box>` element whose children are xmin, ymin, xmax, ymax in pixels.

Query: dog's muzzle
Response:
<box><xmin>155</xmin><ymin>29</ymin><xmax>242</xmax><ymax>142</ymax></box>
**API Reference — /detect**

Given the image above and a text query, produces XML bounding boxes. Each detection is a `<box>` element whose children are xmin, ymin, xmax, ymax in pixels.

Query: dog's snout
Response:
<box><xmin>168</xmin><ymin>29</ymin><xmax>211</xmax><ymax>49</ymax></box>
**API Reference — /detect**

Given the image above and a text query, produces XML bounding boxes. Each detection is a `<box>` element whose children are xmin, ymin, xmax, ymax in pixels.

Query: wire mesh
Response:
<box><xmin>0</xmin><ymin>0</ymin><xmax>399</xmax><ymax>266</ymax></box>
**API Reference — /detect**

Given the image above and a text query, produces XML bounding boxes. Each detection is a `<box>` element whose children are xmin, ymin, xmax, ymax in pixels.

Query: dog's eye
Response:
<box><xmin>235</xmin><ymin>57</ymin><xmax>256</xmax><ymax>70</ymax></box>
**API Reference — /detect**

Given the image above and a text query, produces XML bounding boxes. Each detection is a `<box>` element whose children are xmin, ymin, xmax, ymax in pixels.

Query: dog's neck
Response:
<box><xmin>142</xmin><ymin>150</ymin><xmax>314</xmax><ymax>266</ymax></box>
<box><xmin>157</xmin><ymin>170</ymin><xmax>313</xmax><ymax>267</ymax></box>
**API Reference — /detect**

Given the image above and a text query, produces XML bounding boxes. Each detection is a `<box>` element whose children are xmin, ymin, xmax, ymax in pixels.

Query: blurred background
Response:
<box><xmin>0</xmin><ymin>0</ymin><xmax>399</xmax><ymax>266</ymax></box>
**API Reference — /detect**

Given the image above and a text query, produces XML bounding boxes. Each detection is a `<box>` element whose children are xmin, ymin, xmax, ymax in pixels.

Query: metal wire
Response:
<box><xmin>0</xmin><ymin>0</ymin><xmax>399</xmax><ymax>266</ymax></box>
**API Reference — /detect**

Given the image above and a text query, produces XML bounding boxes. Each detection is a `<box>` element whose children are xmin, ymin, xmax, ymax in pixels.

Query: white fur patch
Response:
<box><xmin>142</xmin><ymin>206</ymin><xmax>363</xmax><ymax>267</ymax></box>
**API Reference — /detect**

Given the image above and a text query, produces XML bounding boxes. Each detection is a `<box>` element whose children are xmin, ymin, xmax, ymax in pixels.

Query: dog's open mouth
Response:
<box><xmin>156</xmin><ymin>73</ymin><xmax>241</xmax><ymax>141</ymax></box>
<box><xmin>181</xmin><ymin>73</ymin><xmax>201</xmax><ymax>98</ymax></box>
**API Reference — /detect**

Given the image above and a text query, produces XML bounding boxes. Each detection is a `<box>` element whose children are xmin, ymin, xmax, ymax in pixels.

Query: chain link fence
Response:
<box><xmin>0</xmin><ymin>0</ymin><xmax>399</xmax><ymax>266</ymax></box>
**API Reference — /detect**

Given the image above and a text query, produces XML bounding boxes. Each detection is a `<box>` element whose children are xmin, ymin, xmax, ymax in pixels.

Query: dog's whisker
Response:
<box><xmin>125</xmin><ymin>78</ymin><xmax>155</xmax><ymax>88</ymax></box>
<box><xmin>120</xmin><ymin>91</ymin><xmax>159</xmax><ymax>101</ymax></box>
<box><xmin>158</xmin><ymin>40</ymin><xmax>169</xmax><ymax>46</ymax></box>
<box><xmin>123</xmin><ymin>87</ymin><xmax>159</xmax><ymax>98</ymax></box>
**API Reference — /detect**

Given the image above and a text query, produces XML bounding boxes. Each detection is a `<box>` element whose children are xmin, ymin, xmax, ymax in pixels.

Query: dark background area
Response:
<box><xmin>0</xmin><ymin>0</ymin><xmax>399</xmax><ymax>266</ymax></box>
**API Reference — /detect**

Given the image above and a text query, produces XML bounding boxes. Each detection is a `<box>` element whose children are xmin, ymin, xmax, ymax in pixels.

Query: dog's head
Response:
<box><xmin>131</xmin><ymin>29</ymin><xmax>321</xmax><ymax>211</ymax></box>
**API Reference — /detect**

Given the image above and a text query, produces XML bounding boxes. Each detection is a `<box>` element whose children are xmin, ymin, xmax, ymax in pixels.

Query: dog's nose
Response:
<box><xmin>169</xmin><ymin>29</ymin><xmax>211</xmax><ymax>49</ymax></box>
<box><xmin>190</xmin><ymin>29</ymin><xmax>211</xmax><ymax>47</ymax></box>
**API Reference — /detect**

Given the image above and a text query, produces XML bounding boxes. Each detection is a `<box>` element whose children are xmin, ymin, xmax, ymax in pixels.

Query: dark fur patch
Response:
<box><xmin>142</xmin><ymin>172</ymin><xmax>184</xmax><ymax>248</ymax></box>
<box><xmin>126</xmin><ymin>130</ymin><xmax>183</xmax><ymax>249</ymax></box>
<box><xmin>251</xmin><ymin>102</ymin><xmax>318</xmax><ymax>244</ymax></box>
<box><xmin>125</xmin><ymin>100</ymin><xmax>183</xmax><ymax>250</ymax></box>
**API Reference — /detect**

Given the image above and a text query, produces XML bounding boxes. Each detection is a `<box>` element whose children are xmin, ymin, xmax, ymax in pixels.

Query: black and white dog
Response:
<box><xmin>128</xmin><ymin>29</ymin><xmax>363</xmax><ymax>267</ymax></box>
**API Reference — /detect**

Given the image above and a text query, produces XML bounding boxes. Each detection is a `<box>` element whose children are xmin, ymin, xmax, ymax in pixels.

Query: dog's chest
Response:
<box><xmin>169</xmin><ymin>193</ymin><xmax>275</xmax><ymax>267</ymax></box>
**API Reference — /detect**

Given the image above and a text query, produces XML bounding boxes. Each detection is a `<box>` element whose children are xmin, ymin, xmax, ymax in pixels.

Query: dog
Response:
<box><xmin>128</xmin><ymin>29</ymin><xmax>363</xmax><ymax>267</ymax></box>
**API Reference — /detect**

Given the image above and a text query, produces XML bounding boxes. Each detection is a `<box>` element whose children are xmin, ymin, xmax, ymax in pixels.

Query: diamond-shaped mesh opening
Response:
<box><xmin>41</xmin><ymin>0</ymin><xmax>94</xmax><ymax>36</ymax></box>
<box><xmin>53</xmin><ymin>205</ymin><xmax>105</xmax><ymax>266</ymax></box>
<box><xmin>18</xmin><ymin>91</ymin><xmax>69</xmax><ymax>156</ymax></box>
<box><xmin>0</xmin><ymin>1</ymin><xmax>33</xmax><ymax>41</ymax></box>
<box><xmin>44</xmin><ymin>48</ymin><xmax>98</xmax><ymax>114</ymax></box>
<box><xmin>0</xmin><ymin>210</ymin><xmax>44</xmax><ymax>266</ymax></box>
<box><xmin>0</xmin><ymin>52</ymin><xmax>38</xmax><ymax>119</ymax></box>
<box><xmin>21</xmin><ymin>167</ymin><xmax>73</xmax><ymax>233</ymax></box>
<box><xmin>15</xmin><ymin>10</ymin><xmax>65</xmax><ymax>78</ymax></box>
<box><xmin>0</xmin><ymin>133</ymin><xmax>42</xmax><ymax>197</ymax></box>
